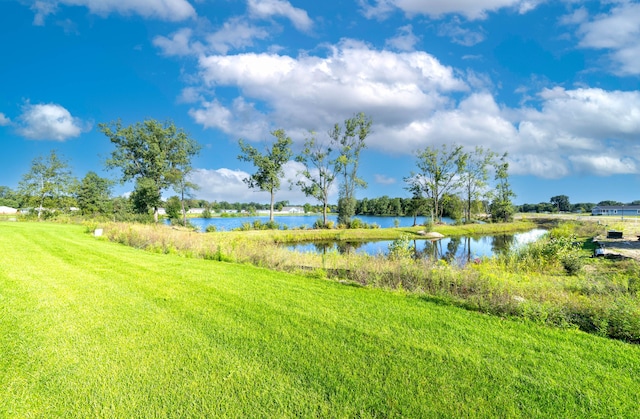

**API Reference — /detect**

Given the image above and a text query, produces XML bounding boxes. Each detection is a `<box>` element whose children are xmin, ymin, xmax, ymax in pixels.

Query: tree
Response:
<box><xmin>237</xmin><ymin>129</ymin><xmax>293</xmax><ymax>222</ymax></box>
<box><xmin>130</xmin><ymin>177</ymin><xmax>162</xmax><ymax>216</ymax></box>
<box><xmin>165</xmin><ymin>196</ymin><xmax>182</xmax><ymax>220</ymax></box>
<box><xmin>18</xmin><ymin>150</ymin><xmax>75</xmax><ymax>219</ymax></box>
<box><xmin>550</xmin><ymin>195</ymin><xmax>571</xmax><ymax>212</ymax></box>
<box><xmin>295</xmin><ymin>132</ymin><xmax>337</xmax><ymax>227</ymax></box>
<box><xmin>99</xmin><ymin>119</ymin><xmax>201</xmax><ymax>223</ymax></box>
<box><xmin>168</xmin><ymin>138</ymin><xmax>201</xmax><ymax>226</ymax></box>
<box><xmin>331</xmin><ymin>112</ymin><xmax>372</xmax><ymax>227</ymax></box>
<box><xmin>490</xmin><ymin>153</ymin><xmax>516</xmax><ymax>222</ymax></box>
<box><xmin>76</xmin><ymin>171</ymin><xmax>113</xmax><ymax>216</ymax></box>
<box><xmin>0</xmin><ymin>186</ymin><xmax>19</xmax><ymax>208</ymax></box>
<box><xmin>460</xmin><ymin>146</ymin><xmax>495</xmax><ymax>223</ymax></box>
<box><xmin>404</xmin><ymin>181</ymin><xmax>428</xmax><ymax>226</ymax></box>
<box><xmin>406</xmin><ymin>144</ymin><xmax>465</xmax><ymax>223</ymax></box>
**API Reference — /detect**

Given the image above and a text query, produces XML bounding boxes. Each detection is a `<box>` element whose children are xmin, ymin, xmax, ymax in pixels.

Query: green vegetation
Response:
<box><xmin>100</xmin><ymin>219</ymin><xmax>640</xmax><ymax>343</ymax></box>
<box><xmin>238</xmin><ymin>129</ymin><xmax>293</xmax><ymax>222</ymax></box>
<box><xmin>2</xmin><ymin>221</ymin><xmax>640</xmax><ymax>417</ymax></box>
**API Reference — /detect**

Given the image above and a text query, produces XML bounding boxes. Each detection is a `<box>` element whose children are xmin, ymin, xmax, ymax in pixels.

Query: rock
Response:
<box><xmin>422</xmin><ymin>231</ymin><xmax>445</xmax><ymax>239</ymax></box>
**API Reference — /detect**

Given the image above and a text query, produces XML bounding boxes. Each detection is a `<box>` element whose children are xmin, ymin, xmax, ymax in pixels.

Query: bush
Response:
<box><xmin>350</xmin><ymin>218</ymin><xmax>364</xmax><ymax>229</ymax></box>
<box><xmin>205</xmin><ymin>224</ymin><xmax>217</xmax><ymax>233</ymax></box>
<box><xmin>560</xmin><ymin>252</ymin><xmax>583</xmax><ymax>275</ymax></box>
<box><xmin>388</xmin><ymin>234</ymin><xmax>414</xmax><ymax>260</ymax></box>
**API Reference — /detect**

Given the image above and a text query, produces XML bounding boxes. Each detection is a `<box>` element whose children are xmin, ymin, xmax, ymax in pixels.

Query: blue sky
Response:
<box><xmin>1</xmin><ymin>0</ymin><xmax>640</xmax><ymax>205</ymax></box>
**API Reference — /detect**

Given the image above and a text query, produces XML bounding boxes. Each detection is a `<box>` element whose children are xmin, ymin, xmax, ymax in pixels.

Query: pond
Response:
<box><xmin>181</xmin><ymin>215</ymin><xmax>454</xmax><ymax>231</ymax></box>
<box><xmin>285</xmin><ymin>229</ymin><xmax>548</xmax><ymax>265</ymax></box>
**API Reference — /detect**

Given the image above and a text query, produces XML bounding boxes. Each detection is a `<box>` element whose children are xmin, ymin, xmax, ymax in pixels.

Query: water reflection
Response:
<box><xmin>286</xmin><ymin>229</ymin><xmax>547</xmax><ymax>265</ymax></box>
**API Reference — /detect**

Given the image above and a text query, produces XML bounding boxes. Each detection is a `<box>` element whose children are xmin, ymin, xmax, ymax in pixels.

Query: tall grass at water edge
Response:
<box><xmin>100</xmin><ymin>220</ymin><xmax>640</xmax><ymax>343</ymax></box>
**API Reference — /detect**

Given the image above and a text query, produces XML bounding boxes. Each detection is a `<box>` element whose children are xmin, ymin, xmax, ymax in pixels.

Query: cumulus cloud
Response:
<box><xmin>153</xmin><ymin>28</ymin><xmax>203</xmax><ymax>57</ymax></box>
<box><xmin>31</xmin><ymin>0</ymin><xmax>195</xmax><ymax>24</ymax></box>
<box><xmin>190</xmin><ymin>161</ymin><xmax>324</xmax><ymax>203</ymax></box>
<box><xmin>190</xmin><ymin>39</ymin><xmax>466</xmax><ymax>140</ymax></box>
<box><xmin>181</xmin><ymin>36</ymin><xmax>640</xmax><ymax>179</ymax></box>
<box><xmin>385</xmin><ymin>25</ymin><xmax>420</xmax><ymax>51</ymax></box>
<box><xmin>0</xmin><ymin>113</ymin><xmax>10</xmax><ymax>126</ymax></box>
<box><xmin>247</xmin><ymin>0</ymin><xmax>313</xmax><ymax>32</ymax></box>
<box><xmin>17</xmin><ymin>103</ymin><xmax>91</xmax><ymax>141</ymax></box>
<box><xmin>206</xmin><ymin>17</ymin><xmax>271</xmax><ymax>54</ymax></box>
<box><xmin>510</xmin><ymin>87</ymin><xmax>640</xmax><ymax>178</ymax></box>
<box><xmin>573</xmin><ymin>2</ymin><xmax>640</xmax><ymax>75</ymax></box>
<box><xmin>360</xmin><ymin>0</ymin><xmax>540</xmax><ymax>20</ymax></box>
<box><xmin>189</xmin><ymin>97</ymin><xmax>270</xmax><ymax>141</ymax></box>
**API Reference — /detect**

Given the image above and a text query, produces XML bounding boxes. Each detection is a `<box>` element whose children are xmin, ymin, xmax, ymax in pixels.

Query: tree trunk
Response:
<box><xmin>269</xmin><ymin>189</ymin><xmax>275</xmax><ymax>222</ymax></box>
<box><xmin>322</xmin><ymin>202</ymin><xmax>328</xmax><ymax>227</ymax></box>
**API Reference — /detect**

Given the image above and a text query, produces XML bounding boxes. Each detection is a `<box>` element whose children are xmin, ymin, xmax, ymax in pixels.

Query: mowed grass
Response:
<box><xmin>1</xmin><ymin>223</ymin><xmax>640</xmax><ymax>418</ymax></box>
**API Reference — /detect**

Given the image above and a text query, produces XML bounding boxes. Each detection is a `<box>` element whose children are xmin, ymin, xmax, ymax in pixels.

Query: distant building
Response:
<box><xmin>591</xmin><ymin>205</ymin><xmax>640</xmax><ymax>216</ymax></box>
<box><xmin>281</xmin><ymin>206</ymin><xmax>304</xmax><ymax>214</ymax></box>
<box><xmin>187</xmin><ymin>208</ymin><xmax>206</xmax><ymax>215</ymax></box>
<box><xmin>0</xmin><ymin>206</ymin><xmax>17</xmax><ymax>214</ymax></box>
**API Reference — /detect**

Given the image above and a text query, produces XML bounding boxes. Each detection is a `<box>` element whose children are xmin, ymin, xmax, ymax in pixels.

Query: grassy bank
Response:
<box><xmin>1</xmin><ymin>221</ymin><xmax>640</xmax><ymax>417</ymax></box>
<box><xmin>99</xmin><ymin>220</ymin><xmax>640</xmax><ymax>343</ymax></box>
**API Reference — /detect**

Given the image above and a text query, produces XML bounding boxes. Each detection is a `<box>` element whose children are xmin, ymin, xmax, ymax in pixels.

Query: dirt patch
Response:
<box><xmin>593</xmin><ymin>234</ymin><xmax>640</xmax><ymax>261</ymax></box>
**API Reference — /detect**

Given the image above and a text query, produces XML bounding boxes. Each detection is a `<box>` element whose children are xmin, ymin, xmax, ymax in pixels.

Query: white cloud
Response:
<box><xmin>183</xmin><ymin>37</ymin><xmax>640</xmax><ymax>180</ymax></box>
<box><xmin>31</xmin><ymin>0</ymin><xmax>195</xmax><ymax>24</ymax></box>
<box><xmin>509</xmin><ymin>87</ymin><xmax>640</xmax><ymax>177</ymax></box>
<box><xmin>360</xmin><ymin>0</ymin><xmax>540</xmax><ymax>20</ymax></box>
<box><xmin>205</xmin><ymin>17</ymin><xmax>271</xmax><ymax>54</ymax></box>
<box><xmin>374</xmin><ymin>174</ymin><xmax>396</xmax><ymax>185</ymax></box>
<box><xmin>247</xmin><ymin>0</ymin><xmax>313</xmax><ymax>32</ymax></box>
<box><xmin>192</xmin><ymin>39</ymin><xmax>466</xmax><ymax>139</ymax></box>
<box><xmin>189</xmin><ymin>97</ymin><xmax>269</xmax><ymax>141</ymax></box>
<box><xmin>154</xmin><ymin>18</ymin><xmax>272</xmax><ymax>57</ymax></box>
<box><xmin>574</xmin><ymin>2</ymin><xmax>640</xmax><ymax>75</ymax></box>
<box><xmin>190</xmin><ymin>161</ymin><xmax>325</xmax><ymax>203</ymax></box>
<box><xmin>17</xmin><ymin>103</ymin><xmax>91</xmax><ymax>141</ymax></box>
<box><xmin>569</xmin><ymin>154</ymin><xmax>637</xmax><ymax>176</ymax></box>
<box><xmin>437</xmin><ymin>18</ymin><xmax>485</xmax><ymax>46</ymax></box>
<box><xmin>0</xmin><ymin>113</ymin><xmax>10</xmax><ymax>126</ymax></box>
<box><xmin>385</xmin><ymin>25</ymin><xmax>420</xmax><ymax>51</ymax></box>
<box><xmin>153</xmin><ymin>28</ymin><xmax>204</xmax><ymax>57</ymax></box>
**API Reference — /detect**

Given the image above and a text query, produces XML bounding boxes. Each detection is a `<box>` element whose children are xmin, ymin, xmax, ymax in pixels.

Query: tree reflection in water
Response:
<box><xmin>289</xmin><ymin>229</ymin><xmax>546</xmax><ymax>265</ymax></box>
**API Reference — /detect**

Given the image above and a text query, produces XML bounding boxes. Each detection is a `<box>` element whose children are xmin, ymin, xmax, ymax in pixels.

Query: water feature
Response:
<box><xmin>285</xmin><ymin>229</ymin><xmax>548</xmax><ymax>265</ymax></box>
<box><xmin>180</xmin><ymin>215</ymin><xmax>454</xmax><ymax>231</ymax></box>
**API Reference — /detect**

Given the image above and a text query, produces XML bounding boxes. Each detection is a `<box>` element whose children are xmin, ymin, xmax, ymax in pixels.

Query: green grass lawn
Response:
<box><xmin>1</xmin><ymin>222</ymin><xmax>640</xmax><ymax>418</ymax></box>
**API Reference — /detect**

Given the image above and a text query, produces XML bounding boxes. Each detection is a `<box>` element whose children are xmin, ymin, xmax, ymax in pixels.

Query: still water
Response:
<box><xmin>285</xmin><ymin>229</ymin><xmax>548</xmax><ymax>265</ymax></box>
<box><xmin>184</xmin><ymin>215</ymin><xmax>453</xmax><ymax>231</ymax></box>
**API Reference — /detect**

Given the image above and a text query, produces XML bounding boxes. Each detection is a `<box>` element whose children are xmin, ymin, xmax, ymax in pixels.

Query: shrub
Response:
<box><xmin>205</xmin><ymin>224</ymin><xmax>217</xmax><ymax>233</ymax></box>
<box><xmin>560</xmin><ymin>252</ymin><xmax>583</xmax><ymax>275</ymax></box>
<box><xmin>350</xmin><ymin>218</ymin><xmax>364</xmax><ymax>229</ymax></box>
<box><xmin>388</xmin><ymin>234</ymin><xmax>414</xmax><ymax>260</ymax></box>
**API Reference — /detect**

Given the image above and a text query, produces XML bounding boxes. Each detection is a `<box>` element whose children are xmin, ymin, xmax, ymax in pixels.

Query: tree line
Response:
<box><xmin>3</xmin><ymin>113</ymin><xmax>518</xmax><ymax>226</ymax></box>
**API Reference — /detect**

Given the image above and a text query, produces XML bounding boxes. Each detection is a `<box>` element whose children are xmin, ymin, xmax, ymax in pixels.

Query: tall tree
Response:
<box><xmin>404</xmin><ymin>181</ymin><xmax>428</xmax><ymax>226</ymax></box>
<box><xmin>460</xmin><ymin>146</ymin><xmax>495</xmax><ymax>223</ymax></box>
<box><xmin>76</xmin><ymin>171</ymin><xmax>114</xmax><ymax>216</ymax></box>
<box><xmin>550</xmin><ymin>195</ymin><xmax>571</xmax><ymax>212</ymax></box>
<box><xmin>490</xmin><ymin>153</ymin><xmax>516</xmax><ymax>222</ymax></box>
<box><xmin>238</xmin><ymin>129</ymin><xmax>293</xmax><ymax>222</ymax></box>
<box><xmin>18</xmin><ymin>150</ymin><xmax>75</xmax><ymax>219</ymax></box>
<box><xmin>331</xmin><ymin>112</ymin><xmax>372</xmax><ymax>227</ymax></box>
<box><xmin>406</xmin><ymin>144</ymin><xmax>465</xmax><ymax>223</ymax></box>
<box><xmin>99</xmin><ymin>119</ymin><xmax>201</xmax><ymax>222</ymax></box>
<box><xmin>295</xmin><ymin>132</ymin><xmax>337</xmax><ymax>227</ymax></box>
